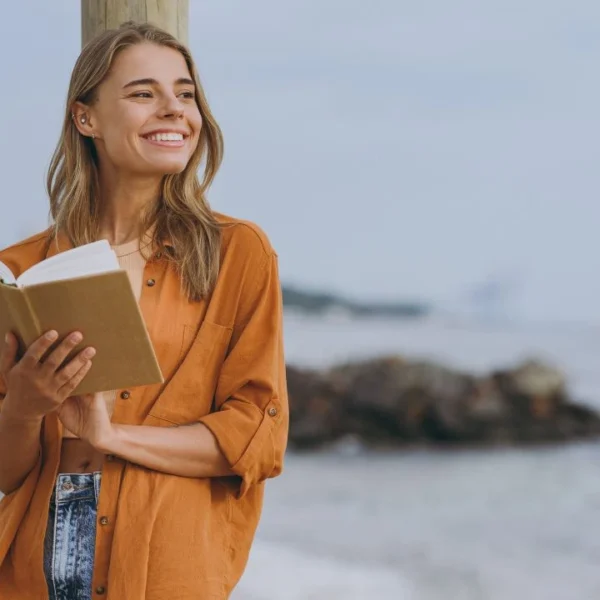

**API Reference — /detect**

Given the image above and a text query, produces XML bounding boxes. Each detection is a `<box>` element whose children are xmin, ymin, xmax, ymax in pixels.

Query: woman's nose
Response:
<box><xmin>159</xmin><ymin>96</ymin><xmax>184</xmax><ymax>119</ymax></box>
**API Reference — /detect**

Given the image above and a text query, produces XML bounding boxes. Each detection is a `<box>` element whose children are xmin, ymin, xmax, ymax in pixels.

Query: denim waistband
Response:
<box><xmin>52</xmin><ymin>473</ymin><xmax>102</xmax><ymax>505</ymax></box>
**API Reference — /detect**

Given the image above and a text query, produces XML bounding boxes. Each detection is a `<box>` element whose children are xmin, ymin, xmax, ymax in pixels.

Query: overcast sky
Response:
<box><xmin>1</xmin><ymin>1</ymin><xmax>599</xmax><ymax>322</ymax></box>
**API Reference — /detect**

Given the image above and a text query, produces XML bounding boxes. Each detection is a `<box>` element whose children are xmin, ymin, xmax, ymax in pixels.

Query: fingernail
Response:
<box><xmin>46</xmin><ymin>331</ymin><xmax>58</xmax><ymax>340</ymax></box>
<box><xmin>4</xmin><ymin>333</ymin><xmax>10</xmax><ymax>343</ymax></box>
<box><xmin>84</xmin><ymin>347</ymin><xmax>96</xmax><ymax>358</ymax></box>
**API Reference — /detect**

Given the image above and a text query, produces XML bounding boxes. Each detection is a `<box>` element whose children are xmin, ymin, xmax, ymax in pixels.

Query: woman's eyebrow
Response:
<box><xmin>122</xmin><ymin>77</ymin><xmax>195</xmax><ymax>89</ymax></box>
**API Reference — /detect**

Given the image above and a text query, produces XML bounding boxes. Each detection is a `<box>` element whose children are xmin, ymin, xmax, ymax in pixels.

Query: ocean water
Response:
<box><xmin>234</xmin><ymin>313</ymin><xmax>600</xmax><ymax>600</ymax></box>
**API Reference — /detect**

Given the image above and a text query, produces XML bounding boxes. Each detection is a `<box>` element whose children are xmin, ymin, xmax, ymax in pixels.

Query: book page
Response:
<box><xmin>17</xmin><ymin>240</ymin><xmax>120</xmax><ymax>287</ymax></box>
<box><xmin>0</xmin><ymin>261</ymin><xmax>16</xmax><ymax>286</ymax></box>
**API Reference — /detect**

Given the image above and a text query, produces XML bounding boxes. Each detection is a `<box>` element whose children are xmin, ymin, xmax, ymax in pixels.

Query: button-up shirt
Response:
<box><xmin>0</xmin><ymin>212</ymin><xmax>289</xmax><ymax>599</ymax></box>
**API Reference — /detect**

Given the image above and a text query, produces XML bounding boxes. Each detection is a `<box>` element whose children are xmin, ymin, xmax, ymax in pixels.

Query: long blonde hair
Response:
<box><xmin>47</xmin><ymin>21</ymin><xmax>223</xmax><ymax>301</ymax></box>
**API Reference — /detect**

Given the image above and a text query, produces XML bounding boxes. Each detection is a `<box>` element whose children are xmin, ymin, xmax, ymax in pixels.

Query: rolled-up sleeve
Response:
<box><xmin>198</xmin><ymin>251</ymin><xmax>288</xmax><ymax>498</ymax></box>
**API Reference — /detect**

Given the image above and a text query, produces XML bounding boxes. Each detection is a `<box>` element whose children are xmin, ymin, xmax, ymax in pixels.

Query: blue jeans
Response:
<box><xmin>43</xmin><ymin>473</ymin><xmax>101</xmax><ymax>600</ymax></box>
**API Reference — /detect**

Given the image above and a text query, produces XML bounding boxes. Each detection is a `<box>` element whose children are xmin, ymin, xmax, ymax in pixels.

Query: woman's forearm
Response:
<box><xmin>96</xmin><ymin>422</ymin><xmax>233</xmax><ymax>479</ymax></box>
<box><xmin>0</xmin><ymin>401</ymin><xmax>42</xmax><ymax>495</ymax></box>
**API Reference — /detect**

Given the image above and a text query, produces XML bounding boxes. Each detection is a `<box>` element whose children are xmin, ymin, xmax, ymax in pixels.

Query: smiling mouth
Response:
<box><xmin>143</xmin><ymin>132</ymin><xmax>186</xmax><ymax>142</ymax></box>
<box><xmin>141</xmin><ymin>132</ymin><xmax>189</xmax><ymax>147</ymax></box>
<box><xmin>143</xmin><ymin>130</ymin><xmax>188</xmax><ymax>140</ymax></box>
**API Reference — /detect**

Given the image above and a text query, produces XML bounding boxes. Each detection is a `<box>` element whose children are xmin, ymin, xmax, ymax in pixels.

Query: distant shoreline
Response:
<box><xmin>282</xmin><ymin>284</ymin><xmax>430</xmax><ymax>319</ymax></box>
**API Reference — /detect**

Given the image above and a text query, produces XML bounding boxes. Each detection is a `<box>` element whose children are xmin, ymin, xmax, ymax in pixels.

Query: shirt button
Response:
<box><xmin>106</xmin><ymin>454</ymin><xmax>115</xmax><ymax>462</ymax></box>
<box><xmin>99</xmin><ymin>516</ymin><xmax>109</xmax><ymax>526</ymax></box>
<box><xmin>268</xmin><ymin>407</ymin><xmax>278</xmax><ymax>417</ymax></box>
<box><xmin>146</xmin><ymin>278</ymin><xmax>156</xmax><ymax>287</ymax></box>
<box><xmin>155</xmin><ymin>251</ymin><xmax>162</xmax><ymax>259</ymax></box>
<box><xmin>120</xmin><ymin>390</ymin><xmax>130</xmax><ymax>400</ymax></box>
<box><xmin>96</xmin><ymin>586</ymin><xmax>106</xmax><ymax>595</ymax></box>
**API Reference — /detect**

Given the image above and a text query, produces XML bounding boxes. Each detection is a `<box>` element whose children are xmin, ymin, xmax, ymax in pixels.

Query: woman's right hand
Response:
<box><xmin>0</xmin><ymin>330</ymin><xmax>96</xmax><ymax>422</ymax></box>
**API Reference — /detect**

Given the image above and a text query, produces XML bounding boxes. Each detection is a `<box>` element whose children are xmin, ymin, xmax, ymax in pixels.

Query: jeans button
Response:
<box><xmin>61</xmin><ymin>482</ymin><xmax>73</xmax><ymax>491</ymax></box>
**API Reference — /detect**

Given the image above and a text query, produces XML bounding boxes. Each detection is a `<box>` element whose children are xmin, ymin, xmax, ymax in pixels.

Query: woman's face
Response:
<box><xmin>79</xmin><ymin>43</ymin><xmax>202</xmax><ymax>177</ymax></box>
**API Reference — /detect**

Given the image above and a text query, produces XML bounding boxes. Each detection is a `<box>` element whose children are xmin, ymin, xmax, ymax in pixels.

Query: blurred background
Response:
<box><xmin>2</xmin><ymin>1</ymin><xmax>600</xmax><ymax>598</ymax></box>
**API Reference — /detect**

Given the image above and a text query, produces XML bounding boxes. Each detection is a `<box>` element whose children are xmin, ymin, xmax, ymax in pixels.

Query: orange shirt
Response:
<box><xmin>0</xmin><ymin>213</ymin><xmax>289</xmax><ymax>599</ymax></box>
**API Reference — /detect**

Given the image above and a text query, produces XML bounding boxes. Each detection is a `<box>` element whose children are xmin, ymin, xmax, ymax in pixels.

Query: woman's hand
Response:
<box><xmin>57</xmin><ymin>392</ymin><xmax>114</xmax><ymax>448</ymax></box>
<box><xmin>0</xmin><ymin>330</ymin><xmax>96</xmax><ymax>423</ymax></box>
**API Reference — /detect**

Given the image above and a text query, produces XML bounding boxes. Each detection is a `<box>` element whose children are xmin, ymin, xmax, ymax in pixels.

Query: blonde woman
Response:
<box><xmin>0</xmin><ymin>22</ymin><xmax>288</xmax><ymax>600</ymax></box>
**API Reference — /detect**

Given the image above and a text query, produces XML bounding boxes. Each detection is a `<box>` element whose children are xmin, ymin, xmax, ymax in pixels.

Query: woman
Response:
<box><xmin>0</xmin><ymin>21</ymin><xmax>288</xmax><ymax>600</ymax></box>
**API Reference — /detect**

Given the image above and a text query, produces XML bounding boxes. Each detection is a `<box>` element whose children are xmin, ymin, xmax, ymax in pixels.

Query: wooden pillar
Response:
<box><xmin>81</xmin><ymin>0</ymin><xmax>189</xmax><ymax>47</ymax></box>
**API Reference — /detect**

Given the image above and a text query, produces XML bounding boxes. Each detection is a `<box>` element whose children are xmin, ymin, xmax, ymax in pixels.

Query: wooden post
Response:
<box><xmin>81</xmin><ymin>0</ymin><xmax>189</xmax><ymax>48</ymax></box>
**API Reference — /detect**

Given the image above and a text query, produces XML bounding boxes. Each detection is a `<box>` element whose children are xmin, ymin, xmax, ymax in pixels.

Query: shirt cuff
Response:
<box><xmin>198</xmin><ymin>398</ymin><xmax>283</xmax><ymax>498</ymax></box>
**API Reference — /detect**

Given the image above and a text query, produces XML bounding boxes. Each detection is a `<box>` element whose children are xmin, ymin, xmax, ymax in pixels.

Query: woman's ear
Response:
<box><xmin>71</xmin><ymin>102</ymin><xmax>97</xmax><ymax>139</ymax></box>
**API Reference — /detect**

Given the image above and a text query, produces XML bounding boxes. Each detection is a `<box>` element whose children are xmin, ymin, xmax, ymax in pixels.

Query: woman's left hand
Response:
<box><xmin>57</xmin><ymin>393</ymin><xmax>114</xmax><ymax>448</ymax></box>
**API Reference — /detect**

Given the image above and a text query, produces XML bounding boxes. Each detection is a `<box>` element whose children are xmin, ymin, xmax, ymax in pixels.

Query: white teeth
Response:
<box><xmin>147</xmin><ymin>133</ymin><xmax>184</xmax><ymax>142</ymax></box>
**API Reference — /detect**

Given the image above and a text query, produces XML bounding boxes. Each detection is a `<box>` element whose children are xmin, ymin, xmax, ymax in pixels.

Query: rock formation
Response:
<box><xmin>286</xmin><ymin>357</ymin><xmax>600</xmax><ymax>449</ymax></box>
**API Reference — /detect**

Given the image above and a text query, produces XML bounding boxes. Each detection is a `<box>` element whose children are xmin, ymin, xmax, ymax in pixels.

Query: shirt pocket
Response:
<box><xmin>146</xmin><ymin>320</ymin><xmax>233</xmax><ymax>426</ymax></box>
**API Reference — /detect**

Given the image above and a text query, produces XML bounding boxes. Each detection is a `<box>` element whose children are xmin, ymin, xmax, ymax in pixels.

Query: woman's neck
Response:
<box><xmin>97</xmin><ymin>172</ymin><xmax>162</xmax><ymax>245</ymax></box>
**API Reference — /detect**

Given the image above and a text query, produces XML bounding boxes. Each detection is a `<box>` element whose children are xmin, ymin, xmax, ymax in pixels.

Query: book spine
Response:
<box><xmin>3</xmin><ymin>288</ymin><xmax>42</xmax><ymax>353</ymax></box>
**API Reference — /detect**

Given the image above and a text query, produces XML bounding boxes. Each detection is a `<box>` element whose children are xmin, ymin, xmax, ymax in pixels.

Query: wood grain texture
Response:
<box><xmin>81</xmin><ymin>0</ymin><xmax>188</xmax><ymax>47</ymax></box>
<box><xmin>81</xmin><ymin>0</ymin><xmax>106</xmax><ymax>48</ymax></box>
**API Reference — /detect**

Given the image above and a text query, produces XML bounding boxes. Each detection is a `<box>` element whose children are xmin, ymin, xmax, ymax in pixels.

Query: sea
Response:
<box><xmin>234</xmin><ymin>312</ymin><xmax>600</xmax><ymax>600</ymax></box>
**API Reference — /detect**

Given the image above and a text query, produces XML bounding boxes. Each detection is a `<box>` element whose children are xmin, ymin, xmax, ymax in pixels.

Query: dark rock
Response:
<box><xmin>285</xmin><ymin>356</ymin><xmax>600</xmax><ymax>450</ymax></box>
<box><xmin>286</xmin><ymin>365</ymin><xmax>346</xmax><ymax>448</ymax></box>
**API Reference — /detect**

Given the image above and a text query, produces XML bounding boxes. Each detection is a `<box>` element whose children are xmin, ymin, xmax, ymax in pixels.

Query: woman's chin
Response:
<box><xmin>147</xmin><ymin>159</ymin><xmax>189</xmax><ymax>175</ymax></box>
<box><xmin>162</xmin><ymin>163</ymin><xmax>188</xmax><ymax>175</ymax></box>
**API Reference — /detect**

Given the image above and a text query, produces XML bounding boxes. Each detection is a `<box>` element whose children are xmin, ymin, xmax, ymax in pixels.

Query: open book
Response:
<box><xmin>0</xmin><ymin>240</ymin><xmax>163</xmax><ymax>395</ymax></box>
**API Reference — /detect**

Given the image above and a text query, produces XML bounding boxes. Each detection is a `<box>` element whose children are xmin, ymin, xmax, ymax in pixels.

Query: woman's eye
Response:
<box><xmin>130</xmin><ymin>90</ymin><xmax>194</xmax><ymax>100</ymax></box>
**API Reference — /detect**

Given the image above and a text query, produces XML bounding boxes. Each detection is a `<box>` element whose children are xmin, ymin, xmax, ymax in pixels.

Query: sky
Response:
<box><xmin>1</xmin><ymin>1</ymin><xmax>599</xmax><ymax>322</ymax></box>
